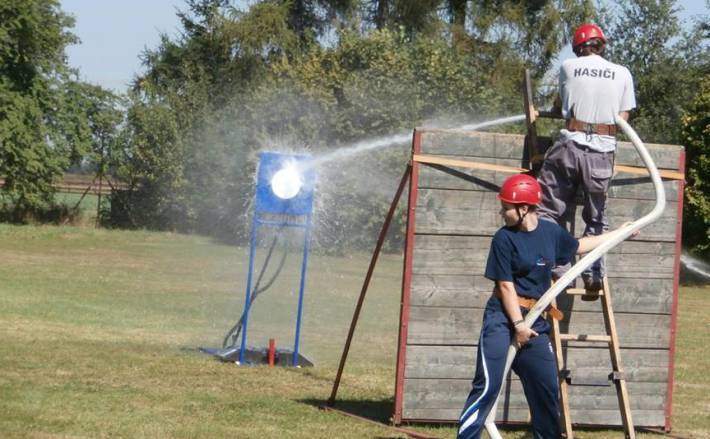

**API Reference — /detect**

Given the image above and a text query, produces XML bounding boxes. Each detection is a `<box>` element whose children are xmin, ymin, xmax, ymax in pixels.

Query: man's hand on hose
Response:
<box><xmin>619</xmin><ymin>221</ymin><xmax>641</xmax><ymax>238</ymax></box>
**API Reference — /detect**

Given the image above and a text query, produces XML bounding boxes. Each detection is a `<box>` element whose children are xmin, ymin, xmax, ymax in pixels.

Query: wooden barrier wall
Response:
<box><xmin>393</xmin><ymin>129</ymin><xmax>684</xmax><ymax>430</ymax></box>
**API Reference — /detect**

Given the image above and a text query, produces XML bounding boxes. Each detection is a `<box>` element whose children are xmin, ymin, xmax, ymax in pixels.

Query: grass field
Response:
<box><xmin>0</xmin><ymin>224</ymin><xmax>707</xmax><ymax>438</ymax></box>
<box><xmin>54</xmin><ymin>192</ymin><xmax>101</xmax><ymax>225</ymax></box>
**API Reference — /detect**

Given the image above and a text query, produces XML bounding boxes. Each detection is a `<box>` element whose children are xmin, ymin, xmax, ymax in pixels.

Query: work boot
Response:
<box><xmin>582</xmin><ymin>272</ymin><xmax>603</xmax><ymax>293</ymax></box>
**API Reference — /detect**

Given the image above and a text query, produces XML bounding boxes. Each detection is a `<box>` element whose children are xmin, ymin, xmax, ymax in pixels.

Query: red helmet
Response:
<box><xmin>498</xmin><ymin>174</ymin><xmax>541</xmax><ymax>205</ymax></box>
<box><xmin>573</xmin><ymin>23</ymin><xmax>606</xmax><ymax>48</ymax></box>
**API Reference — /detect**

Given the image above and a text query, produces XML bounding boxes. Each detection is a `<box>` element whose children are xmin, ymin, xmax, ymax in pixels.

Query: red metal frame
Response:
<box><xmin>393</xmin><ymin>129</ymin><xmax>422</xmax><ymax>425</ymax></box>
<box><xmin>665</xmin><ymin>149</ymin><xmax>685</xmax><ymax>432</ymax></box>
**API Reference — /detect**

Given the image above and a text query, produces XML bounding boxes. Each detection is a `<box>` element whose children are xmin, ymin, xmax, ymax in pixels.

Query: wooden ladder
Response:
<box><xmin>550</xmin><ymin>276</ymin><xmax>636</xmax><ymax>439</ymax></box>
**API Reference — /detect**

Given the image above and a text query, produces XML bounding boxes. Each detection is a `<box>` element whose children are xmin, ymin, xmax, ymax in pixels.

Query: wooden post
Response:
<box><xmin>550</xmin><ymin>297</ymin><xmax>573</xmax><ymax>438</ymax></box>
<box><xmin>601</xmin><ymin>276</ymin><xmax>636</xmax><ymax>439</ymax></box>
<box><xmin>523</xmin><ymin>69</ymin><xmax>538</xmax><ymax>171</ymax></box>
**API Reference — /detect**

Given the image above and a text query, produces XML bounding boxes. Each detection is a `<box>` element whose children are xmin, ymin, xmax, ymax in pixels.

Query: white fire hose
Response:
<box><xmin>483</xmin><ymin>116</ymin><xmax>667</xmax><ymax>438</ymax></box>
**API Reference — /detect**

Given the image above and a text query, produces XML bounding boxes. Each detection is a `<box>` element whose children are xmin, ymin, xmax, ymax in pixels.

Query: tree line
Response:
<box><xmin>0</xmin><ymin>0</ymin><xmax>708</xmax><ymax>256</ymax></box>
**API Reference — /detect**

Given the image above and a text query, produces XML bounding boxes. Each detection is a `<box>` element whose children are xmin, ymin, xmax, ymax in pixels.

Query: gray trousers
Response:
<box><xmin>537</xmin><ymin>138</ymin><xmax>615</xmax><ymax>280</ymax></box>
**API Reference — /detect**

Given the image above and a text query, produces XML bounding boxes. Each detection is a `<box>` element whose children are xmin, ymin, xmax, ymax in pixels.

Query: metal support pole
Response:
<box><xmin>293</xmin><ymin>213</ymin><xmax>313</xmax><ymax>367</ymax></box>
<box><xmin>327</xmin><ymin>165</ymin><xmax>411</xmax><ymax>406</ymax></box>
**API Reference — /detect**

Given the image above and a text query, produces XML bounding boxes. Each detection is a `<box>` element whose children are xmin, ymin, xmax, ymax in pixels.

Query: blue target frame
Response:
<box><xmin>239</xmin><ymin>151</ymin><xmax>315</xmax><ymax>366</ymax></box>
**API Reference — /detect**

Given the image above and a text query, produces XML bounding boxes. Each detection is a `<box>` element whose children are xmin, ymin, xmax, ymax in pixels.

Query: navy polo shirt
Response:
<box><xmin>485</xmin><ymin>219</ymin><xmax>579</xmax><ymax>299</ymax></box>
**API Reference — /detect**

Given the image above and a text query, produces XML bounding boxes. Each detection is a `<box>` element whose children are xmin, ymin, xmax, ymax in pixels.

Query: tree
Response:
<box><xmin>681</xmin><ymin>75</ymin><xmax>710</xmax><ymax>257</ymax></box>
<box><xmin>64</xmin><ymin>82</ymin><xmax>124</xmax><ymax>222</ymax></box>
<box><xmin>124</xmin><ymin>0</ymin><xmax>302</xmax><ymax>235</ymax></box>
<box><xmin>0</xmin><ymin>0</ymin><xmax>77</xmax><ymax>214</ymax></box>
<box><xmin>113</xmin><ymin>97</ymin><xmax>187</xmax><ymax>230</ymax></box>
<box><xmin>605</xmin><ymin>0</ymin><xmax>709</xmax><ymax>144</ymax></box>
<box><xmin>605</xmin><ymin>1</ymin><xmax>709</xmax><ymax>256</ymax></box>
<box><xmin>130</xmin><ymin>0</ymin><xmax>710</xmax><ymax>254</ymax></box>
<box><xmin>282</xmin><ymin>0</ymin><xmax>356</xmax><ymax>44</ymax></box>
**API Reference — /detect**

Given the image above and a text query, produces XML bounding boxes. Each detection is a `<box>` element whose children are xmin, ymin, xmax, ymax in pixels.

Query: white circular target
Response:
<box><xmin>271</xmin><ymin>165</ymin><xmax>303</xmax><ymax>199</ymax></box>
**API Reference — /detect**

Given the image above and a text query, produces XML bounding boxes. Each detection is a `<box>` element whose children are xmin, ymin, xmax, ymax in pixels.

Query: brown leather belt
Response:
<box><xmin>518</xmin><ymin>296</ymin><xmax>564</xmax><ymax>321</ymax></box>
<box><xmin>566</xmin><ymin>118</ymin><xmax>617</xmax><ymax>136</ymax></box>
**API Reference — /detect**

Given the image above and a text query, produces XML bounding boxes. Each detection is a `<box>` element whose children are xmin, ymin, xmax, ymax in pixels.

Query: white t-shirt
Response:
<box><xmin>559</xmin><ymin>54</ymin><xmax>636</xmax><ymax>152</ymax></box>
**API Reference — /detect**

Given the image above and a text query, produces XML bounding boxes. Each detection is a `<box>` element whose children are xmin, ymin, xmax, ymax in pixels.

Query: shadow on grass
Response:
<box><xmin>300</xmin><ymin>397</ymin><xmax>394</xmax><ymax>424</ymax></box>
<box><xmin>299</xmin><ymin>398</ymin><xmax>677</xmax><ymax>438</ymax></box>
<box><xmin>300</xmin><ymin>397</ymin><xmax>450</xmax><ymax>439</ymax></box>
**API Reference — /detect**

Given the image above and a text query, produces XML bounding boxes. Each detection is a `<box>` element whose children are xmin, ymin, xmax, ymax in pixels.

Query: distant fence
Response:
<box><xmin>0</xmin><ymin>176</ymin><xmax>128</xmax><ymax>196</ymax></box>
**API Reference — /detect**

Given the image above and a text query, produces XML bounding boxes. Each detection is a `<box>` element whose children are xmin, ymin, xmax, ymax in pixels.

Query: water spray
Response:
<box><xmin>305</xmin><ymin>115</ymin><xmax>527</xmax><ymax>170</ymax></box>
<box><xmin>681</xmin><ymin>253</ymin><xmax>710</xmax><ymax>281</ymax></box>
<box><xmin>482</xmin><ymin>116</ymin><xmax>666</xmax><ymax>438</ymax></box>
<box><xmin>205</xmin><ymin>114</ymin><xmax>530</xmax><ymax>368</ymax></box>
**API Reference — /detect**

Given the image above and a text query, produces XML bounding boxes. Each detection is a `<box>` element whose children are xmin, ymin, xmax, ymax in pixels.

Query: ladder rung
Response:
<box><xmin>609</xmin><ymin>371</ymin><xmax>625</xmax><ymax>382</ymax></box>
<box><xmin>558</xmin><ymin>334</ymin><xmax>611</xmax><ymax>343</ymax></box>
<box><xmin>568</xmin><ymin>380</ymin><xmax>612</xmax><ymax>387</ymax></box>
<box><xmin>566</xmin><ymin>288</ymin><xmax>604</xmax><ymax>296</ymax></box>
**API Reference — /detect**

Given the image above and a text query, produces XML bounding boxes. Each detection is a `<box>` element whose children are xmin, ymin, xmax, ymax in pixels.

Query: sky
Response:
<box><xmin>61</xmin><ymin>0</ymin><xmax>186</xmax><ymax>92</ymax></box>
<box><xmin>61</xmin><ymin>0</ymin><xmax>709</xmax><ymax>94</ymax></box>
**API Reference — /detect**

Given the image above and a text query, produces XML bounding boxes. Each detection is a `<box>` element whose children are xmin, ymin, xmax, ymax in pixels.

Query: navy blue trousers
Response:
<box><xmin>457</xmin><ymin>296</ymin><xmax>561</xmax><ymax>439</ymax></box>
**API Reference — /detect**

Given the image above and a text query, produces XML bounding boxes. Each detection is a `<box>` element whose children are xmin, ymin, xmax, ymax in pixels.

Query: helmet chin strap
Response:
<box><xmin>515</xmin><ymin>205</ymin><xmax>528</xmax><ymax>227</ymax></box>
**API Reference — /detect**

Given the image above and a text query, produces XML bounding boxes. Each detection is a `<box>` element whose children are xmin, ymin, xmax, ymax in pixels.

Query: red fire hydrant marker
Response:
<box><xmin>268</xmin><ymin>338</ymin><xmax>276</xmax><ymax>367</ymax></box>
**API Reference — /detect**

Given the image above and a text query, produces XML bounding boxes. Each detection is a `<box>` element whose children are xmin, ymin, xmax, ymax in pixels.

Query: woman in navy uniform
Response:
<box><xmin>457</xmin><ymin>174</ymin><xmax>636</xmax><ymax>439</ymax></box>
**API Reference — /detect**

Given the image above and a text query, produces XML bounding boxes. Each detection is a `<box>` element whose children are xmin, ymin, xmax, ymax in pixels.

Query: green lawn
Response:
<box><xmin>0</xmin><ymin>224</ymin><xmax>707</xmax><ymax>438</ymax></box>
<box><xmin>54</xmin><ymin>192</ymin><xmax>99</xmax><ymax>213</ymax></box>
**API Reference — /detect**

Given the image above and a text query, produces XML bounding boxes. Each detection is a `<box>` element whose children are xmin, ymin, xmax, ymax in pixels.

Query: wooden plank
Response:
<box><xmin>402</xmin><ymin>407</ymin><xmax>665</xmax><ymax>427</ymax></box>
<box><xmin>403</xmin><ymin>378</ymin><xmax>666</xmax><ymax>412</ymax></box>
<box><xmin>559</xmin><ymin>277</ymin><xmax>674</xmax><ymax>314</ymax></box>
<box><xmin>614</xmin><ymin>164</ymin><xmax>683</xmax><ymax>180</ymax></box>
<box><xmin>420</xmin><ymin>131</ymin><xmax>526</xmax><ymax>159</ymax></box>
<box><xmin>410</xmin><ymin>274</ymin><xmax>493</xmax><ymax>309</ymax></box>
<box><xmin>615</xmin><ymin>141</ymin><xmax>683</xmax><ymax>170</ymax></box>
<box><xmin>404</xmin><ymin>345</ymin><xmax>669</xmax><ymax>382</ymax></box>
<box><xmin>602</xmin><ymin>253</ymin><xmax>675</xmax><ymax>278</ymax></box>
<box><xmin>413</xmin><ymin>189</ymin><xmax>678</xmax><ymax>241</ymax></box>
<box><xmin>413</xmin><ymin>189</ymin><xmax>500</xmax><ymax>236</ymax></box>
<box><xmin>416</xmin><ymin>156</ymin><xmax>526</xmax><ymax>190</ymax></box>
<box><xmin>410</xmin><ymin>275</ymin><xmax>673</xmax><ymax>314</ymax></box>
<box><xmin>412</xmin><ymin>235</ymin><xmax>675</xmax><ymax>277</ymax></box>
<box><xmin>572</xmin><ymin>199</ymin><xmax>678</xmax><ymax>243</ymax></box>
<box><xmin>413</xmin><ymin>154</ymin><xmax>526</xmax><ymax>174</ymax></box>
<box><xmin>607</xmin><ymin>178</ymin><xmax>679</xmax><ymax>201</ymax></box>
<box><xmin>407</xmin><ymin>307</ymin><xmax>670</xmax><ymax>348</ymax></box>
<box><xmin>417</xmin><ymin>163</ymin><xmax>680</xmax><ymax>202</ymax></box>
<box><xmin>418</xmin><ymin>130</ymin><xmax>682</xmax><ymax>170</ymax></box>
<box><xmin>412</xmin><ymin>235</ymin><xmax>491</xmax><ymax>275</ymax></box>
<box><xmin>604</xmin><ymin>240</ymin><xmax>674</xmax><ymax>254</ymax></box>
<box><xmin>414</xmin><ymin>235</ymin><xmax>674</xmax><ymax>265</ymax></box>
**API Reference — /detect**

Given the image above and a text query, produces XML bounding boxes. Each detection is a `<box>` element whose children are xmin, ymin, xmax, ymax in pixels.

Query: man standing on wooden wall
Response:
<box><xmin>538</xmin><ymin>23</ymin><xmax>637</xmax><ymax>292</ymax></box>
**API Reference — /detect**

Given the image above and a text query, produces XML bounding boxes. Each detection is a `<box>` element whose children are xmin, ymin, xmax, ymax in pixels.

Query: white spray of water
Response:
<box><xmin>304</xmin><ymin>114</ymin><xmax>526</xmax><ymax>170</ymax></box>
<box><xmin>681</xmin><ymin>253</ymin><xmax>710</xmax><ymax>280</ymax></box>
<box><xmin>306</xmin><ymin>132</ymin><xmax>412</xmax><ymax>169</ymax></box>
<box><xmin>458</xmin><ymin>114</ymin><xmax>527</xmax><ymax>131</ymax></box>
